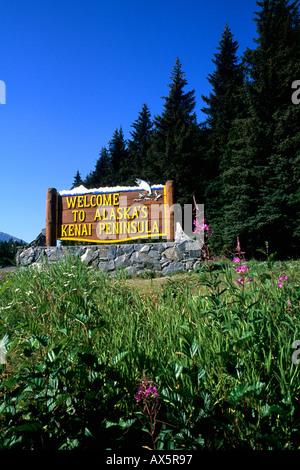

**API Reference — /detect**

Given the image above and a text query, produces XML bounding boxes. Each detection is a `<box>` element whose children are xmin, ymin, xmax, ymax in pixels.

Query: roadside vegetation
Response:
<box><xmin>0</xmin><ymin>252</ymin><xmax>299</xmax><ymax>450</ymax></box>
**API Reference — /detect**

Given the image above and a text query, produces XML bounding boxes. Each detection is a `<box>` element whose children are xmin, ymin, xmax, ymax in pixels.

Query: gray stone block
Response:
<box><xmin>125</xmin><ymin>266</ymin><xmax>138</xmax><ymax>277</ymax></box>
<box><xmin>148</xmin><ymin>249</ymin><xmax>161</xmax><ymax>260</ymax></box>
<box><xmin>107</xmin><ymin>246</ymin><xmax>117</xmax><ymax>260</ymax></box>
<box><xmin>115</xmin><ymin>253</ymin><xmax>131</xmax><ymax>269</ymax></box>
<box><xmin>162</xmin><ymin>261</ymin><xmax>184</xmax><ymax>276</ymax></box>
<box><xmin>162</xmin><ymin>246</ymin><xmax>183</xmax><ymax>261</ymax></box>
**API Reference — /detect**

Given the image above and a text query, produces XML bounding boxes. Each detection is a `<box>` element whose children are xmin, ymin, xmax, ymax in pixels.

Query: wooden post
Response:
<box><xmin>46</xmin><ymin>188</ymin><xmax>57</xmax><ymax>246</ymax></box>
<box><xmin>165</xmin><ymin>180</ymin><xmax>175</xmax><ymax>242</ymax></box>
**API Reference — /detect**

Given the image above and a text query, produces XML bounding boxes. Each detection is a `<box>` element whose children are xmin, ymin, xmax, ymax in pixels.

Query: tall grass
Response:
<box><xmin>0</xmin><ymin>256</ymin><xmax>299</xmax><ymax>449</ymax></box>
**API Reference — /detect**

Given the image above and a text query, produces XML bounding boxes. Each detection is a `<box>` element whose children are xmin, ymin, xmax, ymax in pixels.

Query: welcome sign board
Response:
<box><xmin>46</xmin><ymin>180</ymin><xmax>175</xmax><ymax>246</ymax></box>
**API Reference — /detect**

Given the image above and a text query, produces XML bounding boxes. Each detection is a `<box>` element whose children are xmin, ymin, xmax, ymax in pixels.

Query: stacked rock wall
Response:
<box><xmin>16</xmin><ymin>241</ymin><xmax>202</xmax><ymax>277</ymax></box>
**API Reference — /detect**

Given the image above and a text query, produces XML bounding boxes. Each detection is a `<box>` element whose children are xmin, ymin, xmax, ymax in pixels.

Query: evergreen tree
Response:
<box><xmin>127</xmin><ymin>104</ymin><xmax>153</xmax><ymax>182</ymax></box>
<box><xmin>149</xmin><ymin>57</ymin><xmax>202</xmax><ymax>204</ymax></box>
<box><xmin>85</xmin><ymin>147</ymin><xmax>112</xmax><ymax>188</ymax></box>
<box><xmin>200</xmin><ymin>25</ymin><xmax>246</xmax><ymax>252</ymax></box>
<box><xmin>201</xmin><ymin>24</ymin><xmax>245</xmax><ymax>173</ymax></box>
<box><xmin>108</xmin><ymin>127</ymin><xmax>129</xmax><ymax>185</ymax></box>
<box><xmin>230</xmin><ymin>0</ymin><xmax>300</xmax><ymax>257</ymax></box>
<box><xmin>71</xmin><ymin>170</ymin><xmax>83</xmax><ymax>189</ymax></box>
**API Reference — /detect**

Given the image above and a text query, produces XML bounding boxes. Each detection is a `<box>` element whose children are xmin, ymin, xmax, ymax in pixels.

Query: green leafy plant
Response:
<box><xmin>0</xmin><ymin>254</ymin><xmax>299</xmax><ymax>450</ymax></box>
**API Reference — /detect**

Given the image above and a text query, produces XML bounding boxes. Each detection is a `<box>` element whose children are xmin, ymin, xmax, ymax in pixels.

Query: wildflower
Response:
<box><xmin>233</xmin><ymin>257</ymin><xmax>240</xmax><ymax>263</ymax></box>
<box><xmin>192</xmin><ymin>198</ymin><xmax>214</xmax><ymax>260</ymax></box>
<box><xmin>287</xmin><ymin>297</ymin><xmax>293</xmax><ymax>313</ymax></box>
<box><xmin>277</xmin><ymin>275</ymin><xmax>288</xmax><ymax>288</ymax></box>
<box><xmin>235</xmin><ymin>276</ymin><xmax>252</xmax><ymax>286</ymax></box>
<box><xmin>136</xmin><ymin>376</ymin><xmax>159</xmax><ymax>404</ymax></box>
<box><xmin>135</xmin><ymin>371</ymin><xmax>161</xmax><ymax>449</ymax></box>
<box><xmin>194</xmin><ymin>218</ymin><xmax>213</xmax><ymax>236</ymax></box>
<box><xmin>235</xmin><ymin>264</ymin><xmax>249</xmax><ymax>273</ymax></box>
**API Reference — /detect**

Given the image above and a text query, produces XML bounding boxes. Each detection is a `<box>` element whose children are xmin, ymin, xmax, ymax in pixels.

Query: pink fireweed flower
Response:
<box><xmin>136</xmin><ymin>376</ymin><xmax>159</xmax><ymax>404</ymax></box>
<box><xmin>136</xmin><ymin>371</ymin><xmax>161</xmax><ymax>449</ymax></box>
<box><xmin>277</xmin><ymin>275</ymin><xmax>288</xmax><ymax>288</ymax></box>
<box><xmin>193</xmin><ymin>218</ymin><xmax>213</xmax><ymax>236</ymax></box>
<box><xmin>235</xmin><ymin>276</ymin><xmax>252</xmax><ymax>286</ymax></box>
<box><xmin>233</xmin><ymin>257</ymin><xmax>240</xmax><ymax>263</ymax></box>
<box><xmin>235</xmin><ymin>264</ymin><xmax>249</xmax><ymax>273</ymax></box>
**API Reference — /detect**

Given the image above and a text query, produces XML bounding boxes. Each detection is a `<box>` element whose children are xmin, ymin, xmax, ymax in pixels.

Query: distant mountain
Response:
<box><xmin>0</xmin><ymin>231</ymin><xmax>28</xmax><ymax>244</ymax></box>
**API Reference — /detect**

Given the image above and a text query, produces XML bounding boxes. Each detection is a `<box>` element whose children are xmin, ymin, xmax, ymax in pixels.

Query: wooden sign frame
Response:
<box><xmin>46</xmin><ymin>180</ymin><xmax>175</xmax><ymax>246</ymax></box>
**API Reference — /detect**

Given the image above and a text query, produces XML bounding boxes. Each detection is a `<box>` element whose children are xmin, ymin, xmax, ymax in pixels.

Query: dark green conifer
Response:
<box><xmin>127</xmin><ymin>104</ymin><xmax>153</xmax><ymax>182</ymax></box>
<box><xmin>71</xmin><ymin>170</ymin><xmax>83</xmax><ymax>189</ymax></box>
<box><xmin>149</xmin><ymin>57</ymin><xmax>201</xmax><ymax>204</ymax></box>
<box><xmin>201</xmin><ymin>25</ymin><xmax>246</xmax><ymax>252</ymax></box>
<box><xmin>85</xmin><ymin>147</ymin><xmax>112</xmax><ymax>188</ymax></box>
<box><xmin>231</xmin><ymin>0</ymin><xmax>300</xmax><ymax>256</ymax></box>
<box><xmin>108</xmin><ymin>127</ymin><xmax>129</xmax><ymax>185</ymax></box>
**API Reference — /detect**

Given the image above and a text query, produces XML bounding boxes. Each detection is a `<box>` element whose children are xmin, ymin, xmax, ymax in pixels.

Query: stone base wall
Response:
<box><xmin>16</xmin><ymin>241</ymin><xmax>202</xmax><ymax>277</ymax></box>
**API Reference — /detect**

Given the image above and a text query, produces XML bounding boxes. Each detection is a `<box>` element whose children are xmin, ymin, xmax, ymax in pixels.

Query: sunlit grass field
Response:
<box><xmin>0</xmin><ymin>256</ymin><xmax>299</xmax><ymax>450</ymax></box>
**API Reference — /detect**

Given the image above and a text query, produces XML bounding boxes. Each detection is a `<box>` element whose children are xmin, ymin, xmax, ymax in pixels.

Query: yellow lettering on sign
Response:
<box><xmin>141</xmin><ymin>206</ymin><xmax>148</xmax><ymax>218</ymax></box>
<box><xmin>69</xmin><ymin>225</ymin><xmax>74</xmax><ymax>236</ymax></box>
<box><xmin>61</xmin><ymin>225</ymin><xmax>68</xmax><ymax>237</ymax></box>
<box><xmin>83</xmin><ymin>196</ymin><xmax>90</xmax><ymax>207</ymax></box>
<box><xmin>60</xmin><ymin>224</ymin><xmax>92</xmax><ymax>238</ymax></box>
<box><xmin>152</xmin><ymin>220</ymin><xmax>159</xmax><ymax>233</ymax></box>
<box><xmin>98</xmin><ymin>222</ymin><xmax>106</xmax><ymax>234</ymax></box>
<box><xmin>131</xmin><ymin>207</ymin><xmax>138</xmax><ymax>218</ymax></box>
<box><xmin>74</xmin><ymin>225</ymin><xmax>80</xmax><ymax>237</ymax></box>
<box><xmin>66</xmin><ymin>197</ymin><xmax>77</xmax><ymax>209</ymax></box>
<box><xmin>116</xmin><ymin>207</ymin><xmax>123</xmax><ymax>220</ymax></box>
<box><xmin>94</xmin><ymin>208</ymin><xmax>102</xmax><ymax>221</ymax></box>
<box><xmin>109</xmin><ymin>208</ymin><xmax>116</xmax><ymax>220</ymax></box>
<box><xmin>106</xmin><ymin>223</ymin><xmax>112</xmax><ymax>235</ymax></box>
<box><xmin>130</xmin><ymin>220</ymin><xmax>137</xmax><ymax>234</ymax></box>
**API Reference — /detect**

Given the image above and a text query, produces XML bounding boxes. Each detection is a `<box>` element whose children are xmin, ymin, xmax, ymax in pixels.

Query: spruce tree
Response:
<box><xmin>71</xmin><ymin>170</ymin><xmax>83</xmax><ymax>189</ymax></box>
<box><xmin>127</xmin><ymin>104</ymin><xmax>153</xmax><ymax>182</ymax></box>
<box><xmin>239</xmin><ymin>0</ymin><xmax>300</xmax><ymax>256</ymax></box>
<box><xmin>149</xmin><ymin>57</ymin><xmax>201</xmax><ymax>204</ymax></box>
<box><xmin>201</xmin><ymin>25</ymin><xmax>246</xmax><ymax>252</ymax></box>
<box><xmin>85</xmin><ymin>147</ymin><xmax>112</xmax><ymax>188</ymax></box>
<box><xmin>108</xmin><ymin>127</ymin><xmax>129</xmax><ymax>185</ymax></box>
<box><xmin>201</xmin><ymin>25</ymin><xmax>245</xmax><ymax>172</ymax></box>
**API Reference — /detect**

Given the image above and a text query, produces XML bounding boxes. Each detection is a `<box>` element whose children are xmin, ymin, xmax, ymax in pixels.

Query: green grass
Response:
<box><xmin>0</xmin><ymin>256</ymin><xmax>299</xmax><ymax>450</ymax></box>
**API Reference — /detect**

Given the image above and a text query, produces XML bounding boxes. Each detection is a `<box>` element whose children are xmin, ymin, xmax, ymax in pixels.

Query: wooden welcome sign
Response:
<box><xmin>46</xmin><ymin>180</ymin><xmax>175</xmax><ymax>246</ymax></box>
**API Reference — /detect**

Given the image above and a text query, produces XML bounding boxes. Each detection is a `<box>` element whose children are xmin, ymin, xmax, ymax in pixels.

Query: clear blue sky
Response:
<box><xmin>0</xmin><ymin>0</ymin><xmax>258</xmax><ymax>243</ymax></box>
